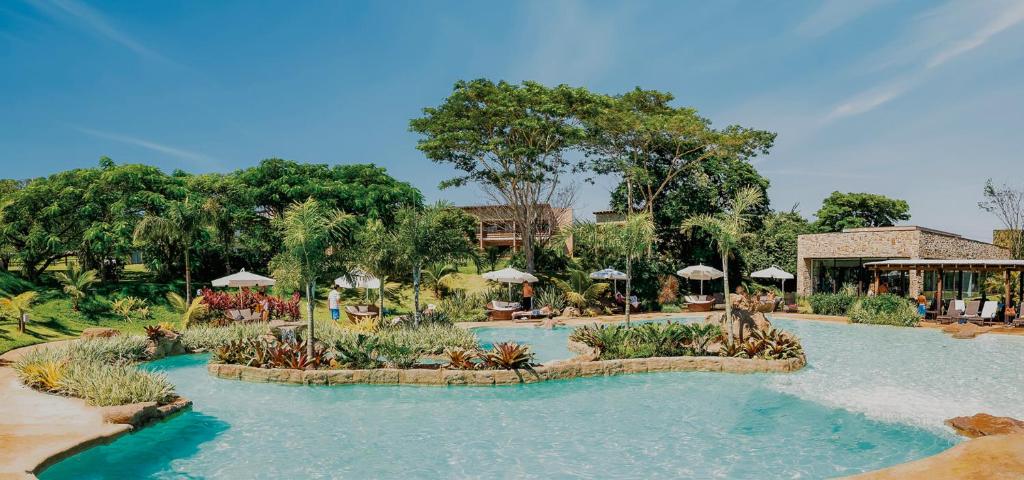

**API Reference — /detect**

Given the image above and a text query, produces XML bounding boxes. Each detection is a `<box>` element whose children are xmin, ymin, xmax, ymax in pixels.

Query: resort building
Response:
<box><xmin>796</xmin><ymin>226</ymin><xmax>1010</xmax><ymax>297</ymax></box>
<box><xmin>458</xmin><ymin>204</ymin><xmax>574</xmax><ymax>254</ymax></box>
<box><xmin>594</xmin><ymin>209</ymin><xmax>626</xmax><ymax>224</ymax></box>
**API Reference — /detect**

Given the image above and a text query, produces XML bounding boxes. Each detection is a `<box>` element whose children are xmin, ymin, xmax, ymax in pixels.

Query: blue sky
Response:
<box><xmin>2</xmin><ymin>0</ymin><xmax>1023</xmax><ymax>242</ymax></box>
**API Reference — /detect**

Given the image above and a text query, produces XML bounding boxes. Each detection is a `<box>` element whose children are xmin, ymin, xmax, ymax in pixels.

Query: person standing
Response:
<box><xmin>328</xmin><ymin>285</ymin><xmax>341</xmax><ymax>321</ymax></box>
<box><xmin>521</xmin><ymin>281</ymin><xmax>534</xmax><ymax>310</ymax></box>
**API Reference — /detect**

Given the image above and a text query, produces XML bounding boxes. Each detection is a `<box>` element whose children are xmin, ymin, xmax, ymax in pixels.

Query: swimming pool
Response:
<box><xmin>40</xmin><ymin>317</ymin><xmax>1024</xmax><ymax>479</ymax></box>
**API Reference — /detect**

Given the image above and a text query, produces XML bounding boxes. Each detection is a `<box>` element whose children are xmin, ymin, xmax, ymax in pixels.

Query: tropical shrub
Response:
<box><xmin>12</xmin><ymin>341</ymin><xmax>175</xmax><ymax>406</ymax></box>
<box><xmin>848</xmin><ymin>294</ymin><xmax>919</xmax><ymax>327</ymax></box>
<box><xmin>720</xmin><ymin>327</ymin><xmax>803</xmax><ymax>360</ymax></box>
<box><xmin>212</xmin><ymin>338</ymin><xmax>329</xmax><ymax>370</ymax></box>
<box><xmin>179</xmin><ymin>323</ymin><xmax>267</xmax><ymax>352</ymax></box>
<box><xmin>197</xmin><ymin>287</ymin><xmax>300</xmax><ymax>322</ymax></box>
<box><xmin>374</xmin><ymin>323</ymin><xmax>478</xmax><ymax>354</ymax></box>
<box><xmin>552</xmin><ymin>269</ymin><xmax>609</xmax><ymax>311</ymax></box>
<box><xmin>437</xmin><ymin>288</ymin><xmax>488</xmax><ymax>322</ymax></box>
<box><xmin>657</xmin><ymin>275</ymin><xmax>680</xmax><ymax>305</ymax></box>
<box><xmin>570</xmin><ymin>322</ymin><xmax>724</xmax><ymax>360</ymax></box>
<box><xmin>443</xmin><ymin>347</ymin><xmax>478</xmax><ymax>369</ymax></box>
<box><xmin>54</xmin><ymin>265</ymin><xmax>99</xmax><ymax>311</ymax></box>
<box><xmin>111</xmin><ymin>296</ymin><xmax>150</xmax><ymax>322</ymax></box>
<box><xmin>479</xmin><ymin>342</ymin><xmax>536</xmax><ymax>372</ymax></box>
<box><xmin>378</xmin><ymin>339</ymin><xmax>424</xmax><ymax>368</ymax></box>
<box><xmin>533</xmin><ymin>286</ymin><xmax>566</xmax><ymax>312</ymax></box>
<box><xmin>807</xmin><ymin>292</ymin><xmax>856</xmax><ymax>316</ymax></box>
<box><xmin>332</xmin><ymin>334</ymin><xmax>382</xmax><ymax>369</ymax></box>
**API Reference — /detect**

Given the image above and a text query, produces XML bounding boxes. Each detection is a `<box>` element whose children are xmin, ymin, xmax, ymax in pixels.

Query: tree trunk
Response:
<box><xmin>412</xmin><ymin>266</ymin><xmax>421</xmax><ymax>324</ymax></box>
<box><xmin>18</xmin><ymin>313</ymin><xmax>27</xmax><ymax>333</ymax></box>
<box><xmin>624</xmin><ymin>254</ymin><xmax>632</xmax><ymax>325</ymax></box>
<box><xmin>721</xmin><ymin>252</ymin><xmax>733</xmax><ymax>341</ymax></box>
<box><xmin>306</xmin><ymin>280</ymin><xmax>316</xmax><ymax>357</ymax></box>
<box><xmin>184</xmin><ymin>248</ymin><xmax>193</xmax><ymax>306</ymax></box>
<box><xmin>523</xmin><ymin>226</ymin><xmax>535</xmax><ymax>273</ymax></box>
<box><xmin>379</xmin><ymin>278</ymin><xmax>386</xmax><ymax>323</ymax></box>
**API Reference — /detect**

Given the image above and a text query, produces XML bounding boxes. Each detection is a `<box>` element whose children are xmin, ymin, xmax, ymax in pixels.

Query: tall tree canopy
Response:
<box><xmin>813</xmin><ymin>191</ymin><xmax>910</xmax><ymax>233</ymax></box>
<box><xmin>411</xmin><ymin>79</ymin><xmax>596</xmax><ymax>273</ymax></box>
<box><xmin>585</xmin><ymin>88</ymin><xmax>775</xmax><ymax>217</ymax></box>
<box><xmin>739</xmin><ymin>209</ymin><xmax>813</xmax><ymax>276</ymax></box>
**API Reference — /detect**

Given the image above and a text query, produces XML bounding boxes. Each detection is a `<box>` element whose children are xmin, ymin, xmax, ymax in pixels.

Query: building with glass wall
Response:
<box><xmin>796</xmin><ymin>226</ymin><xmax>1009</xmax><ymax>297</ymax></box>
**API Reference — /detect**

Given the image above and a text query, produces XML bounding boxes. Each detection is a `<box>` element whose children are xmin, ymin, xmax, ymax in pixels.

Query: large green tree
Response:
<box><xmin>133</xmin><ymin>195</ymin><xmax>205</xmax><ymax>305</ymax></box>
<box><xmin>740</xmin><ymin>209</ymin><xmax>814</xmax><ymax>276</ymax></box>
<box><xmin>272</xmin><ymin>198</ymin><xmax>352</xmax><ymax>355</ymax></box>
<box><xmin>585</xmin><ymin>88</ymin><xmax>775</xmax><ymax>219</ymax></box>
<box><xmin>410</xmin><ymin>79</ymin><xmax>595</xmax><ymax>273</ymax></box>
<box><xmin>814</xmin><ymin>191</ymin><xmax>910</xmax><ymax>232</ymax></box>
<box><xmin>393</xmin><ymin>202</ymin><xmax>477</xmax><ymax>322</ymax></box>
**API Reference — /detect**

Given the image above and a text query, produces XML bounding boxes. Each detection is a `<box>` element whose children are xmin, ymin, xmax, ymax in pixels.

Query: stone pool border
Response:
<box><xmin>207</xmin><ymin>352</ymin><xmax>807</xmax><ymax>386</ymax></box>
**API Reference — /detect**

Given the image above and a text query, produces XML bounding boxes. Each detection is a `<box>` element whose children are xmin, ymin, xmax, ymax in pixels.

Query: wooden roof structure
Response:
<box><xmin>863</xmin><ymin>259</ymin><xmax>1024</xmax><ymax>273</ymax></box>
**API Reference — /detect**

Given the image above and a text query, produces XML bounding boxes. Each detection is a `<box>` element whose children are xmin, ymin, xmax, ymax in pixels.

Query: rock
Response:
<box><xmin>946</xmin><ymin>413</ymin><xmax>1024</xmax><ymax>438</ymax></box>
<box><xmin>269</xmin><ymin>320</ymin><xmax>307</xmax><ymax>341</ymax></box>
<box><xmin>101</xmin><ymin>402</ymin><xmax>158</xmax><ymax>425</ymax></box>
<box><xmin>145</xmin><ymin>335</ymin><xmax>185</xmax><ymax>359</ymax></box>
<box><xmin>951</xmin><ymin>323</ymin><xmax>981</xmax><ymax>339</ymax></box>
<box><xmin>561</xmin><ymin>307</ymin><xmax>580</xmax><ymax>318</ymax></box>
<box><xmin>81</xmin><ymin>327</ymin><xmax>119</xmax><ymax>339</ymax></box>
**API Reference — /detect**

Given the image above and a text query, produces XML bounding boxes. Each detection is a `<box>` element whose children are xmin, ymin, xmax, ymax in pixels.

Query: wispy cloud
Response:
<box><xmin>926</xmin><ymin>1</ymin><xmax>1024</xmax><ymax>68</ymax></box>
<box><xmin>75</xmin><ymin>127</ymin><xmax>217</xmax><ymax>167</ymax></box>
<box><xmin>823</xmin><ymin>0</ymin><xmax>1024</xmax><ymax>121</ymax></box>
<box><xmin>795</xmin><ymin>0</ymin><xmax>890</xmax><ymax>37</ymax></box>
<box><xmin>28</xmin><ymin>0</ymin><xmax>169</xmax><ymax>62</ymax></box>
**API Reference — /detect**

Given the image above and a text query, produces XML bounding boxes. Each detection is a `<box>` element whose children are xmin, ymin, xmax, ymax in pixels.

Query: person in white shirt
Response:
<box><xmin>328</xmin><ymin>285</ymin><xmax>341</xmax><ymax>321</ymax></box>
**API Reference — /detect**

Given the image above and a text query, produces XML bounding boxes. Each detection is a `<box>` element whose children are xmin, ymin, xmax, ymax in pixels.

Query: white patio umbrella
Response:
<box><xmin>211</xmin><ymin>268</ymin><xmax>276</xmax><ymax>308</ymax></box>
<box><xmin>482</xmin><ymin>267</ymin><xmax>538</xmax><ymax>301</ymax></box>
<box><xmin>212</xmin><ymin>268</ymin><xmax>276</xmax><ymax>288</ymax></box>
<box><xmin>335</xmin><ymin>269</ymin><xmax>381</xmax><ymax>302</ymax></box>
<box><xmin>676</xmin><ymin>264</ymin><xmax>724</xmax><ymax>295</ymax></box>
<box><xmin>750</xmin><ymin>265</ymin><xmax>794</xmax><ymax>292</ymax></box>
<box><xmin>590</xmin><ymin>267</ymin><xmax>628</xmax><ymax>293</ymax></box>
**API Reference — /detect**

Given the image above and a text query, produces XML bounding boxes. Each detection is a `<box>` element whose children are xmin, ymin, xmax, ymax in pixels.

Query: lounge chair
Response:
<box><xmin>512</xmin><ymin>306</ymin><xmax>555</xmax><ymax>322</ymax></box>
<box><xmin>485</xmin><ymin>301</ymin><xmax>520</xmax><ymax>321</ymax></box>
<box><xmin>226</xmin><ymin>308</ymin><xmax>261</xmax><ymax>322</ymax></box>
<box><xmin>345</xmin><ymin>304</ymin><xmax>379</xmax><ymax>323</ymax></box>
<box><xmin>712</xmin><ymin>293</ymin><xmax>726</xmax><ymax>310</ymax></box>
<box><xmin>935</xmin><ymin>299</ymin><xmax>965</xmax><ymax>324</ymax></box>
<box><xmin>952</xmin><ymin>300</ymin><xmax>981</xmax><ymax>325</ymax></box>
<box><xmin>684</xmin><ymin>295</ymin><xmax>714</xmax><ymax>312</ymax></box>
<box><xmin>964</xmin><ymin>301</ymin><xmax>998</xmax><ymax>326</ymax></box>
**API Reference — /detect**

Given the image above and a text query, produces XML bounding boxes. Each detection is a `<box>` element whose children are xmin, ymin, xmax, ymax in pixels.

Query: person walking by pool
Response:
<box><xmin>522</xmin><ymin>280</ymin><xmax>534</xmax><ymax>310</ymax></box>
<box><xmin>328</xmin><ymin>285</ymin><xmax>341</xmax><ymax>321</ymax></box>
<box><xmin>916</xmin><ymin>292</ymin><xmax>927</xmax><ymax>318</ymax></box>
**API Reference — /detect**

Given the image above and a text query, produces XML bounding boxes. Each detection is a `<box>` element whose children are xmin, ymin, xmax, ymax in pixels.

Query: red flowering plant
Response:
<box><xmin>198</xmin><ymin>287</ymin><xmax>300</xmax><ymax>321</ymax></box>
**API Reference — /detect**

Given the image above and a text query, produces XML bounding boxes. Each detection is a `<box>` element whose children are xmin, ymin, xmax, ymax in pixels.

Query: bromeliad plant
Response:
<box><xmin>479</xmin><ymin>342</ymin><xmax>537</xmax><ymax>373</ymax></box>
<box><xmin>569</xmin><ymin>321</ymin><xmax>724</xmax><ymax>360</ymax></box>
<box><xmin>720</xmin><ymin>327</ymin><xmax>803</xmax><ymax>360</ymax></box>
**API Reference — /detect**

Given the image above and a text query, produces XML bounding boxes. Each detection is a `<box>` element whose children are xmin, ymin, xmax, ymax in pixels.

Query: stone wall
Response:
<box><xmin>208</xmin><ymin>354</ymin><xmax>806</xmax><ymax>386</ymax></box>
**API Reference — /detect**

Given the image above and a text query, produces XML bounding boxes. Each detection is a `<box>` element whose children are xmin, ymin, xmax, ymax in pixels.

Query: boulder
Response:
<box><xmin>100</xmin><ymin>397</ymin><xmax>192</xmax><ymax>427</ymax></box>
<box><xmin>946</xmin><ymin>413</ymin><xmax>1024</xmax><ymax>438</ymax></box>
<box><xmin>145</xmin><ymin>334</ymin><xmax>186</xmax><ymax>359</ymax></box>
<box><xmin>951</xmin><ymin>323</ymin><xmax>981</xmax><ymax>339</ymax></box>
<box><xmin>81</xmin><ymin>327</ymin><xmax>119</xmax><ymax>339</ymax></box>
<box><xmin>561</xmin><ymin>307</ymin><xmax>580</xmax><ymax>318</ymax></box>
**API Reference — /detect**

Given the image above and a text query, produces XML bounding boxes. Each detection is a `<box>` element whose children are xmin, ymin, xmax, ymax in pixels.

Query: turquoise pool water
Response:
<box><xmin>41</xmin><ymin>318</ymin><xmax>1024</xmax><ymax>479</ymax></box>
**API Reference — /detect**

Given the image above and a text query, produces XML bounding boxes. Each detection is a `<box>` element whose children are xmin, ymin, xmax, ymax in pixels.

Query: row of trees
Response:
<box><xmin>0</xmin><ymin>158</ymin><xmax>422</xmax><ymax>292</ymax></box>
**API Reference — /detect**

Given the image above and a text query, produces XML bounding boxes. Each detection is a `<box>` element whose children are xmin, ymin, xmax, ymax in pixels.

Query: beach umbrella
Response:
<box><xmin>212</xmin><ymin>268</ymin><xmax>276</xmax><ymax>288</ymax></box>
<box><xmin>335</xmin><ymin>269</ymin><xmax>381</xmax><ymax>302</ymax></box>
<box><xmin>211</xmin><ymin>269</ymin><xmax>276</xmax><ymax>308</ymax></box>
<box><xmin>676</xmin><ymin>264</ymin><xmax>724</xmax><ymax>295</ymax></box>
<box><xmin>590</xmin><ymin>267</ymin><xmax>628</xmax><ymax>293</ymax></box>
<box><xmin>482</xmin><ymin>267</ymin><xmax>538</xmax><ymax>301</ymax></box>
<box><xmin>750</xmin><ymin>265</ymin><xmax>794</xmax><ymax>292</ymax></box>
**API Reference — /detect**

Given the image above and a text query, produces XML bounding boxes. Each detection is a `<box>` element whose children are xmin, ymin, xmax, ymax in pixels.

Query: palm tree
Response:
<box><xmin>606</xmin><ymin>212</ymin><xmax>656</xmax><ymax>323</ymax></box>
<box><xmin>680</xmin><ymin>187</ymin><xmax>763</xmax><ymax>340</ymax></box>
<box><xmin>1</xmin><ymin>291</ymin><xmax>37</xmax><ymax>333</ymax></box>
<box><xmin>54</xmin><ymin>265</ymin><xmax>99</xmax><ymax>311</ymax></box>
<box><xmin>422</xmin><ymin>263</ymin><xmax>458</xmax><ymax>298</ymax></box>
<box><xmin>134</xmin><ymin>196</ymin><xmax>204</xmax><ymax>305</ymax></box>
<box><xmin>552</xmin><ymin>269</ymin><xmax>610</xmax><ymax>312</ymax></box>
<box><xmin>273</xmin><ymin>198</ymin><xmax>351</xmax><ymax>356</ymax></box>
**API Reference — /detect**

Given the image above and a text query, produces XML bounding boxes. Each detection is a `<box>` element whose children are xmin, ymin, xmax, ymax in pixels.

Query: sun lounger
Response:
<box><xmin>512</xmin><ymin>306</ymin><xmax>554</xmax><ymax>322</ymax></box>
<box><xmin>486</xmin><ymin>301</ymin><xmax>520</xmax><ymax>321</ymax></box>
<box><xmin>345</xmin><ymin>304</ymin><xmax>379</xmax><ymax>323</ymax></box>
<box><xmin>964</xmin><ymin>301</ymin><xmax>998</xmax><ymax>326</ymax></box>
<box><xmin>936</xmin><ymin>299</ymin><xmax>965</xmax><ymax>324</ymax></box>
<box><xmin>952</xmin><ymin>300</ymin><xmax>980</xmax><ymax>324</ymax></box>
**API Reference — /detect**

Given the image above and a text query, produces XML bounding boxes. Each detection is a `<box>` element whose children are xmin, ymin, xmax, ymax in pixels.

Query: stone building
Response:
<box><xmin>796</xmin><ymin>226</ymin><xmax>1009</xmax><ymax>297</ymax></box>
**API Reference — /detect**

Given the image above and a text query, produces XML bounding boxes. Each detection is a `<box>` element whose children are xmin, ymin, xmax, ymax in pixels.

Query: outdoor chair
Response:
<box><xmin>512</xmin><ymin>306</ymin><xmax>555</xmax><ymax>322</ymax></box>
<box><xmin>953</xmin><ymin>300</ymin><xmax>981</xmax><ymax>324</ymax></box>
<box><xmin>485</xmin><ymin>301</ymin><xmax>520</xmax><ymax>321</ymax></box>
<box><xmin>345</xmin><ymin>304</ymin><xmax>379</xmax><ymax>323</ymax></box>
<box><xmin>684</xmin><ymin>295</ymin><xmax>714</xmax><ymax>312</ymax></box>
<box><xmin>936</xmin><ymin>299</ymin><xmax>965</xmax><ymax>324</ymax></box>
<box><xmin>965</xmin><ymin>301</ymin><xmax>998</xmax><ymax>326</ymax></box>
